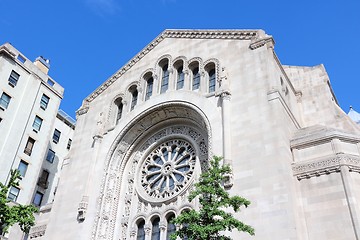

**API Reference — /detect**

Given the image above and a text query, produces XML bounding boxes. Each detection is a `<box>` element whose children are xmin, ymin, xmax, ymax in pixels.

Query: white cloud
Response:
<box><xmin>85</xmin><ymin>0</ymin><xmax>120</xmax><ymax>16</ymax></box>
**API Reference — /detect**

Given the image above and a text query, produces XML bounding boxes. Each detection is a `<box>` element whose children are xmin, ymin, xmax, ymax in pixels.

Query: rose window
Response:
<box><xmin>140</xmin><ymin>139</ymin><xmax>196</xmax><ymax>200</ymax></box>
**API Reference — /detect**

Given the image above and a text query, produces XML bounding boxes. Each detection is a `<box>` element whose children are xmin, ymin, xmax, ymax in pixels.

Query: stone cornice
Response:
<box><xmin>0</xmin><ymin>45</ymin><xmax>16</xmax><ymax>59</ymax></box>
<box><xmin>84</xmin><ymin>29</ymin><xmax>264</xmax><ymax>104</ymax></box>
<box><xmin>291</xmin><ymin>128</ymin><xmax>360</xmax><ymax>149</ymax></box>
<box><xmin>292</xmin><ymin>154</ymin><xmax>360</xmax><ymax>180</ymax></box>
<box><xmin>249</xmin><ymin>36</ymin><xmax>275</xmax><ymax>50</ymax></box>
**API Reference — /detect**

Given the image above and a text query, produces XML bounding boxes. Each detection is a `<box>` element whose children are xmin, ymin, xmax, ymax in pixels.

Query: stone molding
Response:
<box><xmin>92</xmin><ymin>102</ymin><xmax>211</xmax><ymax>240</ymax></box>
<box><xmin>249</xmin><ymin>36</ymin><xmax>275</xmax><ymax>50</ymax></box>
<box><xmin>29</xmin><ymin>224</ymin><xmax>47</xmax><ymax>238</ymax></box>
<box><xmin>292</xmin><ymin>154</ymin><xmax>360</xmax><ymax>180</ymax></box>
<box><xmin>84</xmin><ymin>29</ymin><xmax>262</xmax><ymax>104</ymax></box>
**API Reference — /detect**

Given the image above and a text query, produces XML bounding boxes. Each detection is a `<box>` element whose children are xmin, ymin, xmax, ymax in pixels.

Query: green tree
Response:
<box><xmin>171</xmin><ymin>156</ymin><xmax>254</xmax><ymax>240</ymax></box>
<box><xmin>0</xmin><ymin>169</ymin><xmax>38</xmax><ymax>236</ymax></box>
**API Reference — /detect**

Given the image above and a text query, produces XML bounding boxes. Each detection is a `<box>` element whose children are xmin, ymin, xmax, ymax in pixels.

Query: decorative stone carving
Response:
<box><xmin>139</xmin><ymin>139</ymin><xmax>196</xmax><ymax>202</ymax></box>
<box><xmin>29</xmin><ymin>224</ymin><xmax>47</xmax><ymax>238</ymax></box>
<box><xmin>78</xmin><ymin>195</ymin><xmax>89</xmax><ymax>222</ymax></box>
<box><xmin>292</xmin><ymin>154</ymin><xmax>360</xmax><ymax>180</ymax></box>
<box><xmin>92</xmin><ymin>103</ymin><xmax>212</xmax><ymax>240</ymax></box>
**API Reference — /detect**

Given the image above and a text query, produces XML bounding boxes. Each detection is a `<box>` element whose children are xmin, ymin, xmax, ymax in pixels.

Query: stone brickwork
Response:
<box><xmin>34</xmin><ymin>29</ymin><xmax>360</xmax><ymax>240</ymax></box>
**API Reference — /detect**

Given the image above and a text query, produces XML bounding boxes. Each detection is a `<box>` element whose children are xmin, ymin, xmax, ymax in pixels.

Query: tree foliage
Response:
<box><xmin>0</xmin><ymin>169</ymin><xmax>38</xmax><ymax>235</ymax></box>
<box><xmin>171</xmin><ymin>156</ymin><xmax>254</xmax><ymax>240</ymax></box>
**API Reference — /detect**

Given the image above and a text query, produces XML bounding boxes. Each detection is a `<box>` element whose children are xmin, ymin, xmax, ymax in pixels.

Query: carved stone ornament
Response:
<box><xmin>85</xmin><ymin>30</ymin><xmax>261</xmax><ymax>103</ymax></box>
<box><xmin>29</xmin><ymin>224</ymin><xmax>47</xmax><ymax>238</ymax></box>
<box><xmin>139</xmin><ymin>139</ymin><xmax>196</xmax><ymax>202</ymax></box>
<box><xmin>92</xmin><ymin>103</ymin><xmax>212</xmax><ymax>240</ymax></box>
<box><xmin>292</xmin><ymin>153</ymin><xmax>360</xmax><ymax>180</ymax></box>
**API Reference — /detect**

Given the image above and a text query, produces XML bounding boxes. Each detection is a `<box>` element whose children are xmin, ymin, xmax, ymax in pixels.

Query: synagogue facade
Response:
<box><xmin>33</xmin><ymin>29</ymin><xmax>360</xmax><ymax>240</ymax></box>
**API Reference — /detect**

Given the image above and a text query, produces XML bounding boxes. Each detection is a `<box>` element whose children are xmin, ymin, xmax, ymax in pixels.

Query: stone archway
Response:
<box><xmin>92</xmin><ymin>102</ymin><xmax>212</xmax><ymax>240</ymax></box>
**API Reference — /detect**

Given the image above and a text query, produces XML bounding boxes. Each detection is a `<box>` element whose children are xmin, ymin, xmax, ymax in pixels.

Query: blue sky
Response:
<box><xmin>1</xmin><ymin>0</ymin><xmax>359</xmax><ymax>119</ymax></box>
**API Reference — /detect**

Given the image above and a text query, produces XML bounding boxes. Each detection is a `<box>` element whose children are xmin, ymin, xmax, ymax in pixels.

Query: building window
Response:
<box><xmin>37</xmin><ymin>170</ymin><xmax>49</xmax><ymax>189</ymax></box>
<box><xmin>151</xmin><ymin>217</ymin><xmax>161</xmax><ymax>240</ymax></box>
<box><xmin>160</xmin><ymin>64</ymin><xmax>169</xmax><ymax>93</ymax></box>
<box><xmin>208</xmin><ymin>68</ymin><xmax>216</xmax><ymax>93</ymax></box>
<box><xmin>130</xmin><ymin>87</ymin><xmax>138</xmax><ymax>111</ymax></box>
<box><xmin>0</xmin><ymin>92</ymin><xmax>11</xmax><ymax>110</ymax></box>
<box><xmin>32</xmin><ymin>115</ymin><xmax>43</xmax><ymax>132</ymax></box>
<box><xmin>46</xmin><ymin>149</ymin><xmax>55</xmax><ymax>163</ymax></box>
<box><xmin>47</xmin><ymin>79</ymin><xmax>55</xmax><ymax>86</ymax></box>
<box><xmin>67</xmin><ymin>139</ymin><xmax>72</xmax><ymax>150</ymax></box>
<box><xmin>33</xmin><ymin>191</ymin><xmax>44</xmax><ymax>206</ymax></box>
<box><xmin>18</xmin><ymin>160</ymin><xmax>28</xmax><ymax>177</ymax></box>
<box><xmin>137</xmin><ymin>219</ymin><xmax>145</xmax><ymax>240</ymax></box>
<box><xmin>145</xmin><ymin>77</ymin><xmax>154</xmax><ymax>100</ymax></box>
<box><xmin>24</xmin><ymin>137</ymin><xmax>35</xmax><ymax>156</ymax></box>
<box><xmin>176</xmin><ymin>66</ymin><xmax>185</xmax><ymax>90</ymax></box>
<box><xmin>53</xmin><ymin>129</ymin><xmax>61</xmax><ymax>143</ymax></box>
<box><xmin>114</xmin><ymin>98</ymin><xmax>123</xmax><ymax>123</ymax></box>
<box><xmin>8</xmin><ymin>70</ymin><xmax>20</xmax><ymax>87</ymax></box>
<box><xmin>166</xmin><ymin>214</ymin><xmax>176</xmax><ymax>239</ymax></box>
<box><xmin>40</xmin><ymin>94</ymin><xmax>50</xmax><ymax>110</ymax></box>
<box><xmin>8</xmin><ymin>186</ymin><xmax>20</xmax><ymax>201</ymax></box>
<box><xmin>192</xmin><ymin>67</ymin><xmax>200</xmax><ymax>90</ymax></box>
<box><xmin>17</xmin><ymin>55</ymin><xmax>26</xmax><ymax>63</ymax></box>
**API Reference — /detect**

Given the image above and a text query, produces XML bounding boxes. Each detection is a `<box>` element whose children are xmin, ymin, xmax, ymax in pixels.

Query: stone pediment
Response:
<box><xmin>83</xmin><ymin>29</ymin><xmax>270</xmax><ymax>104</ymax></box>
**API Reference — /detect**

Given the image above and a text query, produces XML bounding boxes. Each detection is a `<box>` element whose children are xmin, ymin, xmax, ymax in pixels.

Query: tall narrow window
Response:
<box><xmin>33</xmin><ymin>191</ymin><xmax>44</xmax><ymax>206</ymax></box>
<box><xmin>0</xmin><ymin>92</ymin><xmax>11</xmax><ymax>110</ymax></box>
<box><xmin>32</xmin><ymin>115</ymin><xmax>43</xmax><ymax>132</ymax></box>
<box><xmin>18</xmin><ymin>160</ymin><xmax>29</xmax><ymax>177</ymax></box>
<box><xmin>114</xmin><ymin>98</ymin><xmax>123</xmax><ymax>123</ymax></box>
<box><xmin>8</xmin><ymin>186</ymin><xmax>20</xmax><ymax>201</ymax></box>
<box><xmin>67</xmin><ymin>139</ymin><xmax>72</xmax><ymax>150</ymax></box>
<box><xmin>53</xmin><ymin>129</ymin><xmax>61</xmax><ymax>143</ymax></box>
<box><xmin>8</xmin><ymin>70</ymin><xmax>20</xmax><ymax>87</ymax></box>
<box><xmin>192</xmin><ymin>67</ymin><xmax>200</xmax><ymax>90</ymax></box>
<box><xmin>177</xmin><ymin>66</ymin><xmax>184</xmax><ymax>89</ymax></box>
<box><xmin>37</xmin><ymin>170</ymin><xmax>49</xmax><ymax>189</ymax></box>
<box><xmin>208</xmin><ymin>68</ymin><xmax>216</xmax><ymax>93</ymax></box>
<box><xmin>166</xmin><ymin>214</ymin><xmax>176</xmax><ymax>239</ymax></box>
<box><xmin>46</xmin><ymin>149</ymin><xmax>56</xmax><ymax>163</ymax></box>
<box><xmin>40</xmin><ymin>94</ymin><xmax>50</xmax><ymax>110</ymax></box>
<box><xmin>24</xmin><ymin>137</ymin><xmax>35</xmax><ymax>156</ymax></box>
<box><xmin>131</xmin><ymin>88</ymin><xmax>138</xmax><ymax>111</ymax></box>
<box><xmin>151</xmin><ymin>217</ymin><xmax>161</xmax><ymax>240</ymax></box>
<box><xmin>145</xmin><ymin>77</ymin><xmax>154</xmax><ymax>100</ymax></box>
<box><xmin>160</xmin><ymin>64</ymin><xmax>169</xmax><ymax>93</ymax></box>
<box><xmin>137</xmin><ymin>219</ymin><xmax>145</xmax><ymax>240</ymax></box>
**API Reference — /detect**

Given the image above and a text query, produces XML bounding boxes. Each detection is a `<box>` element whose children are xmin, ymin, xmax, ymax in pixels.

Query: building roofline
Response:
<box><xmin>83</xmin><ymin>29</ymin><xmax>268</xmax><ymax>104</ymax></box>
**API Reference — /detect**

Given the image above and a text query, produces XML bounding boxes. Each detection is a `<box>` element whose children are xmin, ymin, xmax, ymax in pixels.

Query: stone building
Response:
<box><xmin>29</xmin><ymin>29</ymin><xmax>360</xmax><ymax>239</ymax></box>
<box><xmin>0</xmin><ymin>43</ymin><xmax>75</xmax><ymax>240</ymax></box>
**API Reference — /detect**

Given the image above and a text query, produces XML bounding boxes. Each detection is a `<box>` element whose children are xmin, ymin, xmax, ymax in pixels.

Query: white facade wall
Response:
<box><xmin>28</xmin><ymin>30</ymin><xmax>360</xmax><ymax>240</ymax></box>
<box><xmin>0</xmin><ymin>43</ymin><xmax>74</xmax><ymax>240</ymax></box>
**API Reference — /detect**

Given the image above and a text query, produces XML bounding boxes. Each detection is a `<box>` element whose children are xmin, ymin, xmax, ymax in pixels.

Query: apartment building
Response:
<box><xmin>0</xmin><ymin>43</ymin><xmax>75</xmax><ymax>240</ymax></box>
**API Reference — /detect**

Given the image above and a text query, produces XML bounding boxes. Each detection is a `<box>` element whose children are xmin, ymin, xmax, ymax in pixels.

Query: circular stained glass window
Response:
<box><xmin>140</xmin><ymin>139</ymin><xmax>196</xmax><ymax>201</ymax></box>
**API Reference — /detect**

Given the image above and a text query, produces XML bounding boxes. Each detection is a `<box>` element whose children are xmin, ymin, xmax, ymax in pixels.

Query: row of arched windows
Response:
<box><xmin>136</xmin><ymin>214</ymin><xmax>177</xmax><ymax>240</ymax></box>
<box><xmin>112</xmin><ymin>58</ymin><xmax>218</xmax><ymax>126</ymax></box>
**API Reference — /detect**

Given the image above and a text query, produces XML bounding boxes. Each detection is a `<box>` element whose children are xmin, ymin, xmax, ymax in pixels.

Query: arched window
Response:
<box><xmin>137</xmin><ymin>219</ymin><xmax>145</xmax><ymax>240</ymax></box>
<box><xmin>145</xmin><ymin>77</ymin><xmax>154</xmax><ymax>100</ymax></box>
<box><xmin>151</xmin><ymin>217</ymin><xmax>161</xmax><ymax>240</ymax></box>
<box><xmin>129</xmin><ymin>86</ymin><xmax>138</xmax><ymax>111</ymax></box>
<box><xmin>208</xmin><ymin>68</ymin><xmax>216</xmax><ymax>93</ymax></box>
<box><xmin>114</xmin><ymin>98</ymin><xmax>123</xmax><ymax>124</ymax></box>
<box><xmin>176</xmin><ymin>66</ymin><xmax>184</xmax><ymax>90</ymax></box>
<box><xmin>161</xmin><ymin>64</ymin><xmax>169</xmax><ymax>93</ymax></box>
<box><xmin>166</xmin><ymin>214</ymin><xmax>176</xmax><ymax>240</ymax></box>
<box><xmin>192</xmin><ymin>67</ymin><xmax>200</xmax><ymax>90</ymax></box>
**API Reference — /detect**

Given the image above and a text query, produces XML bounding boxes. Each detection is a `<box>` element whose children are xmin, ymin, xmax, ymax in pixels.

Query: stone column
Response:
<box><xmin>217</xmin><ymin>90</ymin><xmax>233</xmax><ymax>188</ymax></box>
<box><xmin>78</xmin><ymin>116</ymin><xmax>103</xmax><ymax>221</ymax></box>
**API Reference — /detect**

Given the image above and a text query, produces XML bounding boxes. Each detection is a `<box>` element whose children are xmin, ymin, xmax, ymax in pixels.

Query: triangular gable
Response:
<box><xmin>84</xmin><ymin>29</ymin><xmax>272</xmax><ymax>103</ymax></box>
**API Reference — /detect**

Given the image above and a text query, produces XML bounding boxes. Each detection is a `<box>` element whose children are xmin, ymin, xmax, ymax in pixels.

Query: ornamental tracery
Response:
<box><xmin>140</xmin><ymin>139</ymin><xmax>196</xmax><ymax>200</ymax></box>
